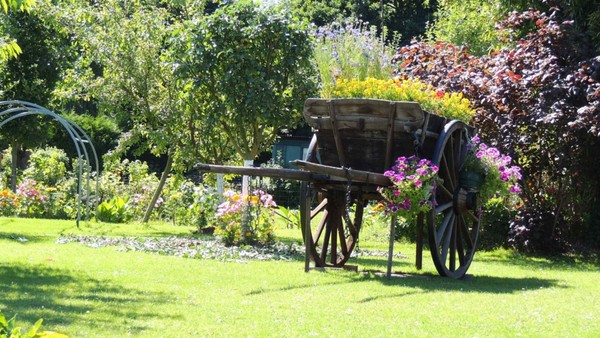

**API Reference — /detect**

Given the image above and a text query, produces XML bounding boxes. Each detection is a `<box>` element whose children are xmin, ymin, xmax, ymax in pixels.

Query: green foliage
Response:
<box><xmin>0</xmin><ymin>0</ymin><xmax>34</xmax><ymax>62</ymax></box>
<box><xmin>0</xmin><ymin>312</ymin><xmax>42</xmax><ymax>338</ymax></box>
<box><xmin>0</xmin><ymin>0</ymin><xmax>34</xmax><ymax>13</ymax></box>
<box><xmin>275</xmin><ymin>205</ymin><xmax>300</xmax><ymax>229</ymax></box>
<box><xmin>22</xmin><ymin>146</ymin><xmax>68</xmax><ymax>186</ymax></box>
<box><xmin>162</xmin><ymin>176</ymin><xmax>220</xmax><ymax>230</ymax></box>
<box><xmin>426</xmin><ymin>0</ymin><xmax>508</xmax><ymax>55</ymax></box>
<box><xmin>96</xmin><ymin>196</ymin><xmax>130</xmax><ymax>223</ymax></box>
<box><xmin>283</xmin><ymin>0</ymin><xmax>436</xmax><ymax>44</ymax></box>
<box><xmin>0</xmin><ymin>2</ymin><xmax>75</xmax><ymax>177</ymax></box>
<box><xmin>428</xmin><ymin>0</ymin><xmax>600</xmax><ymax>55</ymax></box>
<box><xmin>0</xmin><ymin>39</ymin><xmax>20</xmax><ymax>61</ymax></box>
<box><xmin>49</xmin><ymin>113</ymin><xmax>120</xmax><ymax>166</ymax></box>
<box><xmin>180</xmin><ymin>0</ymin><xmax>317</xmax><ymax>161</ymax></box>
<box><xmin>282</xmin><ymin>0</ymin><xmax>353</xmax><ymax>27</ymax></box>
<box><xmin>313</xmin><ymin>19</ymin><xmax>397</xmax><ymax>97</ymax></box>
<box><xmin>96</xmin><ymin>158</ymin><xmax>161</xmax><ymax>220</ymax></box>
<box><xmin>0</xmin><ymin>147</ymin><xmax>79</xmax><ymax>219</ymax></box>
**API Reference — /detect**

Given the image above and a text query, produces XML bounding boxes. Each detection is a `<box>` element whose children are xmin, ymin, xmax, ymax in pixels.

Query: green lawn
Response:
<box><xmin>1</xmin><ymin>217</ymin><xmax>599</xmax><ymax>337</ymax></box>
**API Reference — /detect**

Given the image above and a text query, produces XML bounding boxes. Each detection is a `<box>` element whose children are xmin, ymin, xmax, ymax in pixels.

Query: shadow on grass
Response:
<box><xmin>476</xmin><ymin>251</ymin><xmax>600</xmax><ymax>271</ymax></box>
<box><xmin>0</xmin><ymin>232</ymin><xmax>52</xmax><ymax>244</ymax></box>
<box><xmin>356</xmin><ymin>273</ymin><xmax>564</xmax><ymax>302</ymax></box>
<box><xmin>0</xmin><ymin>264</ymin><xmax>179</xmax><ymax>335</ymax></box>
<box><xmin>246</xmin><ymin>262</ymin><xmax>563</xmax><ymax>300</ymax></box>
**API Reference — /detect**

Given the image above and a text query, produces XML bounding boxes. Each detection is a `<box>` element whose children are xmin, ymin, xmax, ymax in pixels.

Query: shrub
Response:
<box><xmin>96</xmin><ymin>196</ymin><xmax>131</xmax><ymax>223</ymax></box>
<box><xmin>15</xmin><ymin>178</ymin><xmax>48</xmax><ymax>217</ymax></box>
<box><xmin>425</xmin><ymin>0</ymin><xmax>512</xmax><ymax>56</ymax></box>
<box><xmin>162</xmin><ymin>177</ymin><xmax>220</xmax><ymax>230</ymax></box>
<box><xmin>214</xmin><ymin>189</ymin><xmax>277</xmax><ymax>246</ymax></box>
<box><xmin>0</xmin><ymin>188</ymin><xmax>18</xmax><ymax>216</ymax></box>
<box><xmin>96</xmin><ymin>158</ymin><xmax>160</xmax><ymax>221</ymax></box>
<box><xmin>393</xmin><ymin>9</ymin><xmax>600</xmax><ymax>252</ymax></box>
<box><xmin>22</xmin><ymin>146</ymin><xmax>69</xmax><ymax>186</ymax></box>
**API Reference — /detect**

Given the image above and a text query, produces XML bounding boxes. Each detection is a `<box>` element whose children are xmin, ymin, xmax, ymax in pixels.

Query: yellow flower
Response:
<box><xmin>37</xmin><ymin>331</ymin><xmax>69</xmax><ymax>338</ymax></box>
<box><xmin>372</xmin><ymin>203</ymin><xmax>385</xmax><ymax>212</ymax></box>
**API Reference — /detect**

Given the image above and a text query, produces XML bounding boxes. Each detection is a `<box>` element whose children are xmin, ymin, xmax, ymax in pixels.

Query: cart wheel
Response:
<box><xmin>299</xmin><ymin>134</ymin><xmax>362</xmax><ymax>267</ymax></box>
<box><xmin>300</xmin><ymin>186</ymin><xmax>362</xmax><ymax>267</ymax></box>
<box><xmin>428</xmin><ymin>120</ymin><xmax>481</xmax><ymax>278</ymax></box>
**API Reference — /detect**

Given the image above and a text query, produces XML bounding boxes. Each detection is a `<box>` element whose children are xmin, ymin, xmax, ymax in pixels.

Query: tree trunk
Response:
<box><xmin>142</xmin><ymin>152</ymin><xmax>173</xmax><ymax>224</ymax></box>
<box><xmin>241</xmin><ymin>159</ymin><xmax>254</xmax><ymax>196</ymax></box>
<box><xmin>10</xmin><ymin>142</ymin><xmax>19</xmax><ymax>192</ymax></box>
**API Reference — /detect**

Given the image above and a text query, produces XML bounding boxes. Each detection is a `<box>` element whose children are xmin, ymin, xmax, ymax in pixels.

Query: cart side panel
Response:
<box><xmin>304</xmin><ymin>98</ymin><xmax>447</xmax><ymax>174</ymax></box>
<box><xmin>315</xmin><ymin>129</ymin><xmax>417</xmax><ymax>173</ymax></box>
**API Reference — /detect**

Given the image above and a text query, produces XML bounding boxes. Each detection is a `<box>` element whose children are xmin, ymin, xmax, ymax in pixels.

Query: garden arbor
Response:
<box><xmin>0</xmin><ymin>100</ymin><xmax>99</xmax><ymax>226</ymax></box>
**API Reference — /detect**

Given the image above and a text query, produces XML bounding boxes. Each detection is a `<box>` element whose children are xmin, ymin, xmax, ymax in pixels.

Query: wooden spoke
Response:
<box><xmin>437</xmin><ymin>183</ymin><xmax>453</xmax><ymax>200</ymax></box>
<box><xmin>320</xmin><ymin>221</ymin><xmax>332</xmax><ymax>262</ymax></box>
<box><xmin>338</xmin><ymin>221</ymin><xmax>348</xmax><ymax>257</ymax></box>
<box><xmin>436</xmin><ymin>211</ymin><xmax>454</xmax><ymax>242</ymax></box>
<box><xmin>459</xmin><ymin>214</ymin><xmax>474</xmax><ymax>250</ymax></box>
<box><xmin>312</xmin><ymin>210</ymin><xmax>328</xmax><ymax>244</ymax></box>
<box><xmin>449</xmin><ymin>222</ymin><xmax>457</xmax><ymax>272</ymax></box>
<box><xmin>311</xmin><ymin>198</ymin><xmax>328</xmax><ymax>218</ymax></box>
<box><xmin>435</xmin><ymin>201</ymin><xmax>453</xmax><ymax>215</ymax></box>
<box><xmin>299</xmin><ymin>136</ymin><xmax>362</xmax><ymax>268</ymax></box>
<box><xmin>440</xmin><ymin>215</ymin><xmax>454</xmax><ymax>265</ymax></box>
<box><xmin>441</xmin><ymin>152</ymin><xmax>455</xmax><ymax>189</ymax></box>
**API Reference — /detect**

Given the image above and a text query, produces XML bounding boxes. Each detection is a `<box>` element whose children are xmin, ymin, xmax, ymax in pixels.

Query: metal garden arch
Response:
<box><xmin>0</xmin><ymin>100</ymin><xmax>99</xmax><ymax>226</ymax></box>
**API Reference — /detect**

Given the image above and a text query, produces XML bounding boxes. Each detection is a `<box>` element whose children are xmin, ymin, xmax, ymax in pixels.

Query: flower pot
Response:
<box><xmin>459</xmin><ymin>170</ymin><xmax>484</xmax><ymax>191</ymax></box>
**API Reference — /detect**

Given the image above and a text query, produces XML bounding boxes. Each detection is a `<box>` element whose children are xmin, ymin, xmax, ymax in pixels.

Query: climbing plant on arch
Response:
<box><xmin>0</xmin><ymin>100</ymin><xmax>99</xmax><ymax>226</ymax></box>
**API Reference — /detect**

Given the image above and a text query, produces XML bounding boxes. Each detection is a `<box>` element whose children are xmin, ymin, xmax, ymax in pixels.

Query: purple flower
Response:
<box><xmin>416</xmin><ymin>168</ymin><xmax>428</xmax><ymax>176</ymax></box>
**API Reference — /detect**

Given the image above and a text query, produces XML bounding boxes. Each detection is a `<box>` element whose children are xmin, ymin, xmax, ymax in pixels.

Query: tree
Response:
<box><xmin>0</xmin><ymin>1</ymin><xmax>73</xmax><ymax>190</ymax></box>
<box><xmin>0</xmin><ymin>0</ymin><xmax>34</xmax><ymax>61</ymax></box>
<box><xmin>426</xmin><ymin>0</ymin><xmax>600</xmax><ymax>55</ymax></box>
<box><xmin>56</xmin><ymin>0</ymin><xmax>233</xmax><ymax>222</ymax></box>
<box><xmin>180</xmin><ymin>0</ymin><xmax>317</xmax><ymax>163</ymax></box>
<box><xmin>282</xmin><ymin>0</ymin><xmax>437</xmax><ymax>44</ymax></box>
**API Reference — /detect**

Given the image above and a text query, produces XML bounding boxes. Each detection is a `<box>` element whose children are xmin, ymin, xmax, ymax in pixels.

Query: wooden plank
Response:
<box><xmin>328</xmin><ymin>101</ymin><xmax>347</xmax><ymax>167</ymax></box>
<box><xmin>304</xmin><ymin>98</ymin><xmax>425</xmax><ymax>123</ymax></box>
<box><xmin>291</xmin><ymin>160</ymin><xmax>392</xmax><ymax>186</ymax></box>
<box><xmin>384</xmin><ymin>101</ymin><xmax>396</xmax><ymax>170</ymax></box>
<box><xmin>304</xmin><ymin>116</ymin><xmax>419</xmax><ymax>133</ymax></box>
<box><xmin>194</xmin><ymin>163</ymin><xmax>325</xmax><ymax>182</ymax></box>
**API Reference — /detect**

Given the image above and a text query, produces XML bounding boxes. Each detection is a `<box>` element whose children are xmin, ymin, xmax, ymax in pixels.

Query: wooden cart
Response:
<box><xmin>196</xmin><ymin>98</ymin><xmax>481</xmax><ymax>279</ymax></box>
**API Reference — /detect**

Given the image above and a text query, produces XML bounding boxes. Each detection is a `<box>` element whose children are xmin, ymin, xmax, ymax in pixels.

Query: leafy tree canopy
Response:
<box><xmin>0</xmin><ymin>0</ymin><xmax>34</xmax><ymax>61</ymax></box>
<box><xmin>179</xmin><ymin>0</ymin><xmax>317</xmax><ymax>161</ymax></box>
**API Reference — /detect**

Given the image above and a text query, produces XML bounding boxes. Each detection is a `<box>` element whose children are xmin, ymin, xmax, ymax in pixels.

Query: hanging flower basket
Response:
<box><xmin>459</xmin><ymin>170</ymin><xmax>485</xmax><ymax>192</ymax></box>
<box><xmin>378</xmin><ymin>156</ymin><xmax>440</xmax><ymax>223</ymax></box>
